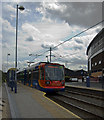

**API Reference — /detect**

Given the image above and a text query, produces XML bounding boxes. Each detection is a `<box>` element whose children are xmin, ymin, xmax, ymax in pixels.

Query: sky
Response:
<box><xmin>1</xmin><ymin>0</ymin><xmax>103</xmax><ymax>72</ymax></box>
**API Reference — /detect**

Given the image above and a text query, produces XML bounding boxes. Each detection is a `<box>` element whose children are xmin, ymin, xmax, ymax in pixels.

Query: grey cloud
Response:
<box><xmin>44</xmin><ymin>2</ymin><xmax>102</xmax><ymax>28</ymax></box>
<box><xmin>95</xmin><ymin>27</ymin><xmax>102</xmax><ymax>33</ymax></box>
<box><xmin>41</xmin><ymin>44</ymin><xmax>58</xmax><ymax>50</ymax></box>
<box><xmin>70</xmin><ymin>57</ymin><xmax>87</xmax><ymax>65</ymax></box>
<box><xmin>25</xmin><ymin>36</ymin><xmax>34</xmax><ymax>42</ymax></box>
<box><xmin>72</xmin><ymin>45</ymin><xmax>83</xmax><ymax>50</ymax></box>
<box><xmin>74</xmin><ymin>38</ymin><xmax>83</xmax><ymax>44</ymax></box>
<box><xmin>54</xmin><ymin>55</ymin><xmax>87</xmax><ymax>67</ymax></box>
<box><xmin>41</xmin><ymin>44</ymin><xmax>50</xmax><ymax>49</ymax></box>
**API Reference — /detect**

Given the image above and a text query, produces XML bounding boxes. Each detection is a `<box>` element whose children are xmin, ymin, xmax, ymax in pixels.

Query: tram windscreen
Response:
<box><xmin>45</xmin><ymin>65</ymin><xmax>64</xmax><ymax>81</ymax></box>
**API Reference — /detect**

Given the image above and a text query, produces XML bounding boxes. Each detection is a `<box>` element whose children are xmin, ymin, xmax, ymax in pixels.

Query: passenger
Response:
<box><xmin>82</xmin><ymin>77</ymin><xmax>84</xmax><ymax>82</ymax></box>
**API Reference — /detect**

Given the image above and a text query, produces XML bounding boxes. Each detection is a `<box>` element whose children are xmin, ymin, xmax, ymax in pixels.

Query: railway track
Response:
<box><xmin>65</xmin><ymin>86</ymin><xmax>104</xmax><ymax>98</ymax></box>
<box><xmin>46</xmin><ymin>87</ymin><xmax>104</xmax><ymax>119</ymax></box>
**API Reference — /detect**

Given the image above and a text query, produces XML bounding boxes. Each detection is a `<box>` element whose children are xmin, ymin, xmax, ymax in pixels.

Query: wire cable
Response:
<box><xmin>52</xmin><ymin>20</ymin><xmax>104</xmax><ymax>50</ymax></box>
<box><xmin>29</xmin><ymin>20</ymin><xmax>104</xmax><ymax>62</ymax></box>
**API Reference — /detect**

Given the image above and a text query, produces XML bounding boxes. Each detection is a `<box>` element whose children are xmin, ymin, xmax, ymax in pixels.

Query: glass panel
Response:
<box><xmin>41</xmin><ymin>67</ymin><xmax>44</xmax><ymax>80</ymax></box>
<box><xmin>45</xmin><ymin>65</ymin><xmax>64</xmax><ymax>81</ymax></box>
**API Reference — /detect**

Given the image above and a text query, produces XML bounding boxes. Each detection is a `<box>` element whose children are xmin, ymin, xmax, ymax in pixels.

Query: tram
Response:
<box><xmin>17</xmin><ymin>62</ymin><xmax>65</xmax><ymax>93</ymax></box>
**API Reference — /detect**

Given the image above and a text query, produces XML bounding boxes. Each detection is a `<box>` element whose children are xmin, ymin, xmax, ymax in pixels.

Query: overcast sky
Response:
<box><xmin>1</xmin><ymin>0</ymin><xmax>103</xmax><ymax>72</ymax></box>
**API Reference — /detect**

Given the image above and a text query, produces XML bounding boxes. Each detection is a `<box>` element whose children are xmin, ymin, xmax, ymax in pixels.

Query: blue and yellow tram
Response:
<box><xmin>17</xmin><ymin>62</ymin><xmax>65</xmax><ymax>93</ymax></box>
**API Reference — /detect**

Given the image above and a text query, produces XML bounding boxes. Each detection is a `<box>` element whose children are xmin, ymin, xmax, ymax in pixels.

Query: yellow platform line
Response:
<box><xmin>19</xmin><ymin>83</ymin><xmax>82</xmax><ymax>119</ymax></box>
<box><xmin>42</xmin><ymin>92</ymin><xmax>83</xmax><ymax>120</ymax></box>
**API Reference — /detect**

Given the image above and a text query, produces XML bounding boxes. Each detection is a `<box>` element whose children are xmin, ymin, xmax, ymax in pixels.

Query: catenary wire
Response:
<box><xmin>29</xmin><ymin>20</ymin><xmax>104</xmax><ymax>62</ymax></box>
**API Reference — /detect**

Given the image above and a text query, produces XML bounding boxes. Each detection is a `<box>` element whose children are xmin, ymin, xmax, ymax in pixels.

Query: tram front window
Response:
<box><xmin>45</xmin><ymin>65</ymin><xmax>64</xmax><ymax>81</ymax></box>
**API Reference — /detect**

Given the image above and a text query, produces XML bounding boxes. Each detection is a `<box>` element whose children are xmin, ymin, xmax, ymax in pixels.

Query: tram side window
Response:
<box><xmin>33</xmin><ymin>70</ymin><xmax>39</xmax><ymax>80</ymax></box>
<box><xmin>40</xmin><ymin>67</ymin><xmax>44</xmax><ymax>80</ymax></box>
<box><xmin>21</xmin><ymin>72</ymin><xmax>24</xmax><ymax>80</ymax></box>
<box><xmin>9</xmin><ymin>71</ymin><xmax>12</xmax><ymax>80</ymax></box>
<box><xmin>12</xmin><ymin>71</ymin><xmax>15</xmax><ymax>80</ymax></box>
<box><xmin>29</xmin><ymin>71</ymin><xmax>31</xmax><ymax>80</ymax></box>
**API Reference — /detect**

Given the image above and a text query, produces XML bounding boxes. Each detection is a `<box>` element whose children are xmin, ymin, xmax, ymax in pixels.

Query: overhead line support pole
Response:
<box><xmin>50</xmin><ymin>47</ymin><xmax>52</xmax><ymax>63</ymax></box>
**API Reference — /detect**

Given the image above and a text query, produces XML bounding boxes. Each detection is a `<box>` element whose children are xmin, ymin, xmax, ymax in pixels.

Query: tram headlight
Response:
<box><xmin>45</xmin><ymin>81</ymin><xmax>50</xmax><ymax>85</ymax></box>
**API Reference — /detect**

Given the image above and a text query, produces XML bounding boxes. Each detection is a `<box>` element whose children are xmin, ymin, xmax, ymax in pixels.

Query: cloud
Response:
<box><xmin>2</xmin><ymin>19</ymin><xmax>15</xmax><ymax>33</ymax></box>
<box><xmin>21</xmin><ymin>21</ymin><xmax>71</xmax><ymax>46</ymax></box>
<box><xmin>41</xmin><ymin>43</ymin><xmax>58</xmax><ymax>50</ymax></box>
<box><xmin>37</xmin><ymin>2</ymin><xmax>102</xmax><ymax>27</ymax></box>
<box><xmin>72</xmin><ymin>45</ymin><xmax>83</xmax><ymax>50</ymax></box>
<box><xmin>74</xmin><ymin>37</ymin><xmax>83</xmax><ymax>44</ymax></box>
<box><xmin>3</xmin><ymin>4</ymin><xmax>16</xmax><ymax>12</ymax></box>
<box><xmin>2</xmin><ymin>19</ymin><xmax>15</xmax><ymax>46</ymax></box>
<box><xmin>25</xmin><ymin>36</ymin><xmax>34</xmax><ymax>42</ymax></box>
<box><xmin>20</xmin><ymin>8</ymin><xmax>31</xmax><ymax>16</ymax></box>
<box><xmin>22</xmin><ymin>23</ymin><xmax>41</xmax><ymax>34</ymax></box>
<box><xmin>22</xmin><ymin>23</ymin><xmax>41</xmax><ymax>42</ymax></box>
<box><xmin>2</xmin><ymin>2</ymin><xmax>103</xmax><ymax>72</ymax></box>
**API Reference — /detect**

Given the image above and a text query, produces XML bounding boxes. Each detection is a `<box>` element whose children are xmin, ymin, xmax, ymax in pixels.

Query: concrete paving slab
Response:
<box><xmin>4</xmin><ymin>83</ymin><xmax>81</xmax><ymax>119</ymax></box>
<box><xmin>2</xmin><ymin>83</ymin><xmax>11</xmax><ymax>119</ymax></box>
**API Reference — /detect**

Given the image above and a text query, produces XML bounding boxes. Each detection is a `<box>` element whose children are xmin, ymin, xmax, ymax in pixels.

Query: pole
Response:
<box><xmin>15</xmin><ymin>4</ymin><xmax>18</xmax><ymax>93</ymax></box>
<box><xmin>50</xmin><ymin>47</ymin><xmax>51</xmax><ymax>63</ymax></box>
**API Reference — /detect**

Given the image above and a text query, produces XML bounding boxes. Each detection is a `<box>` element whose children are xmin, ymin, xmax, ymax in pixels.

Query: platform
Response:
<box><xmin>65</xmin><ymin>82</ymin><xmax>104</xmax><ymax>91</ymax></box>
<box><xmin>3</xmin><ymin>83</ymin><xmax>81</xmax><ymax>119</ymax></box>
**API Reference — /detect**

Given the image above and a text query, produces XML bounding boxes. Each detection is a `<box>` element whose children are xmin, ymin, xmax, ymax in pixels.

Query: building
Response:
<box><xmin>86</xmin><ymin>28</ymin><xmax>104</xmax><ymax>79</ymax></box>
<box><xmin>65</xmin><ymin>68</ymin><xmax>87</xmax><ymax>82</ymax></box>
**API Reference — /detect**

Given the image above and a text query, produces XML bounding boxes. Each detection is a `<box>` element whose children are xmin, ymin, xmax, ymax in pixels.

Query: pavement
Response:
<box><xmin>2</xmin><ymin>83</ymin><xmax>11</xmax><ymax>118</ymax></box>
<box><xmin>2</xmin><ymin>82</ymin><xmax>81</xmax><ymax>119</ymax></box>
<box><xmin>65</xmin><ymin>81</ymin><xmax>104</xmax><ymax>91</ymax></box>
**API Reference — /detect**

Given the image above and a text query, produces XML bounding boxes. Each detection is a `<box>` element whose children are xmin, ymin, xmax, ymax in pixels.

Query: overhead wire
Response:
<box><xmin>29</xmin><ymin>49</ymin><xmax>50</xmax><ymax>62</ymax></box>
<box><xmin>29</xmin><ymin>20</ymin><xmax>104</xmax><ymax>62</ymax></box>
<box><xmin>52</xmin><ymin>20</ymin><xmax>104</xmax><ymax>50</ymax></box>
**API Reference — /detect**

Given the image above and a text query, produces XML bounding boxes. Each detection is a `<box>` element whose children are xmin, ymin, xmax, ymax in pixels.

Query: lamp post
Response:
<box><xmin>15</xmin><ymin>5</ymin><xmax>25</xmax><ymax>93</ymax></box>
<box><xmin>7</xmin><ymin>53</ymin><xmax>10</xmax><ymax>71</ymax></box>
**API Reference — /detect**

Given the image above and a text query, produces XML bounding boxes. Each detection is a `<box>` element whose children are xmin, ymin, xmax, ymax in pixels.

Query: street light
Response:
<box><xmin>7</xmin><ymin>53</ymin><xmax>10</xmax><ymax>71</ymax></box>
<box><xmin>15</xmin><ymin>4</ymin><xmax>25</xmax><ymax>93</ymax></box>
